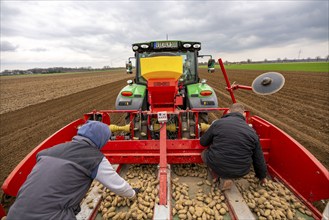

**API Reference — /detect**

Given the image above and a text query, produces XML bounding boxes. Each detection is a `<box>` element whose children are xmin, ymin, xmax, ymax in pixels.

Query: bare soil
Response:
<box><xmin>0</xmin><ymin>68</ymin><xmax>328</xmax><ymax>193</ymax></box>
<box><xmin>0</xmin><ymin>71</ymin><xmax>132</xmax><ymax>114</ymax></box>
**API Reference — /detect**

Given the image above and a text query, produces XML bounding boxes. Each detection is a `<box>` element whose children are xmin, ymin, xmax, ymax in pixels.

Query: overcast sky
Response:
<box><xmin>1</xmin><ymin>0</ymin><xmax>328</xmax><ymax>71</ymax></box>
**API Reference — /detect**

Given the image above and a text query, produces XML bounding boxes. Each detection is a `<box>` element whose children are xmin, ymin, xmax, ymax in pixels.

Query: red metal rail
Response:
<box><xmin>252</xmin><ymin>116</ymin><xmax>329</xmax><ymax>219</ymax></box>
<box><xmin>1</xmin><ymin>119</ymin><xmax>84</xmax><ymax>196</ymax></box>
<box><xmin>159</xmin><ymin>123</ymin><xmax>167</xmax><ymax>205</ymax></box>
<box><xmin>218</xmin><ymin>58</ymin><xmax>252</xmax><ymax>104</ymax></box>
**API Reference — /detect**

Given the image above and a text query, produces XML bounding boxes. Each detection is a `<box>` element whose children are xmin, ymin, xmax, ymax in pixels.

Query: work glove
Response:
<box><xmin>259</xmin><ymin>178</ymin><xmax>267</xmax><ymax>187</ymax></box>
<box><xmin>133</xmin><ymin>187</ymin><xmax>141</xmax><ymax>195</ymax></box>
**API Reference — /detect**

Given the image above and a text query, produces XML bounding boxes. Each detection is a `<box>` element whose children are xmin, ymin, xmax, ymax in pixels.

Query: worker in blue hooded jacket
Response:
<box><xmin>7</xmin><ymin>121</ymin><xmax>138</xmax><ymax>220</ymax></box>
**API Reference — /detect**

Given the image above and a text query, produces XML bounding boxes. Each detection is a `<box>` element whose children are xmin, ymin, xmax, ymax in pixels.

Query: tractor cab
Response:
<box><xmin>131</xmin><ymin>41</ymin><xmax>205</xmax><ymax>86</ymax></box>
<box><xmin>117</xmin><ymin>40</ymin><xmax>218</xmax><ymax>112</ymax></box>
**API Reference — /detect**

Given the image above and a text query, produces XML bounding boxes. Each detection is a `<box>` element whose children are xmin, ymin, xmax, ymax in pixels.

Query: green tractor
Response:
<box><xmin>115</xmin><ymin>40</ymin><xmax>218</xmax><ymax>139</ymax></box>
<box><xmin>116</xmin><ymin>40</ymin><xmax>218</xmax><ymax>110</ymax></box>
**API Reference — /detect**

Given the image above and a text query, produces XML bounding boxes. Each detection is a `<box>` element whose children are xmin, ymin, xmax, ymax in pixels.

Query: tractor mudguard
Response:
<box><xmin>187</xmin><ymin>83</ymin><xmax>218</xmax><ymax>109</ymax></box>
<box><xmin>115</xmin><ymin>84</ymin><xmax>146</xmax><ymax>110</ymax></box>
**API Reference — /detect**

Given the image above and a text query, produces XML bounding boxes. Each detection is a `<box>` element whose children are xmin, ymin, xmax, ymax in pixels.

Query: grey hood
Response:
<box><xmin>77</xmin><ymin>120</ymin><xmax>111</xmax><ymax>149</ymax></box>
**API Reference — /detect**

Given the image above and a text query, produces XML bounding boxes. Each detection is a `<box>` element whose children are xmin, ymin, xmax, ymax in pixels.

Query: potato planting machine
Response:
<box><xmin>1</xmin><ymin>41</ymin><xmax>328</xmax><ymax>219</ymax></box>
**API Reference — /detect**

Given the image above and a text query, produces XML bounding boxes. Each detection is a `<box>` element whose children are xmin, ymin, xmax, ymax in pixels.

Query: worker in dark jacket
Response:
<box><xmin>200</xmin><ymin>103</ymin><xmax>267</xmax><ymax>190</ymax></box>
<box><xmin>7</xmin><ymin>120</ymin><xmax>138</xmax><ymax>220</ymax></box>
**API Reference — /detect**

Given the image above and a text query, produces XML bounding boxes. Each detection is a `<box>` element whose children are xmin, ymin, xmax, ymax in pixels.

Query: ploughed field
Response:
<box><xmin>0</xmin><ymin>69</ymin><xmax>328</xmax><ymax>191</ymax></box>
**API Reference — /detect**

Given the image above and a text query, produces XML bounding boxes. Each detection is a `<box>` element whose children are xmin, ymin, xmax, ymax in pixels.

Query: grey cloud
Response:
<box><xmin>119</xmin><ymin>1</ymin><xmax>327</xmax><ymax>55</ymax></box>
<box><xmin>0</xmin><ymin>2</ymin><xmax>21</xmax><ymax>20</ymax></box>
<box><xmin>30</xmin><ymin>47</ymin><xmax>47</xmax><ymax>52</ymax></box>
<box><xmin>195</xmin><ymin>1</ymin><xmax>329</xmax><ymax>53</ymax></box>
<box><xmin>1</xmin><ymin>41</ymin><xmax>18</xmax><ymax>51</ymax></box>
<box><xmin>0</xmin><ymin>2</ymin><xmax>22</xmax><ymax>37</ymax></box>
<box><xmin>1</xmin><ymin>0</ymin><xmax>327</xmax><ymax>70</ymax></box>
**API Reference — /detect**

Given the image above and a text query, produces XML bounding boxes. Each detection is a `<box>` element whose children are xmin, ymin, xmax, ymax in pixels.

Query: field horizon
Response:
<box><xmin>200</xmin><ymin>61</ymin><xmax>329</xmax><ymax>72</ymax></box>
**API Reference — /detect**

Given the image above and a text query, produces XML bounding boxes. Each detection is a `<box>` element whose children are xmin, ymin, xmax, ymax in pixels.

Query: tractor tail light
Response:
<box><xmin>121</xmin><ymin>91</ymin><xmax>133</xmax><ymax>97</ymax></box>
<box><xmin>200</xmin><ymin>90</ymin><xmax>212</xmax><ymax>96</ymax></box>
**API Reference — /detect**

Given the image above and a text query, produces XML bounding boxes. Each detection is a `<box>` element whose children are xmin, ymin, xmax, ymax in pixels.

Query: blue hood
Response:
<box><xmin>77</xmin><ymin>121</ymin><xmax>111</xmax><ymax>149</ymax></box>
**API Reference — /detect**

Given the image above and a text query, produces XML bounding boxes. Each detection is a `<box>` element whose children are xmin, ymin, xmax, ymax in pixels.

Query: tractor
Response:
<box><xmin>115</xmin><ymin>40</ymin><xmax>217</xmax><ymax>140</ymax></box>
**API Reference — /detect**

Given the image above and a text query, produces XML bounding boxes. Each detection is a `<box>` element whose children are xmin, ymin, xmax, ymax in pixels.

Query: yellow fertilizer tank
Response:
<box><xmin>140</xmin><ymin>56</ymin><xmax>182</xmax><ymax>80</ymax></box>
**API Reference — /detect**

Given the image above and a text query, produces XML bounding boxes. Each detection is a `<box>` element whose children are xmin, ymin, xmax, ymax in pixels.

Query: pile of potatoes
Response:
<box><xmin>236</xmin><ymin>172</ymin><xmax>314</xmax><ymax>220</ymax></box>
<box><xmin>172</xmin><ymin>164</ymin><xmax>229</xmax><ymax>220</ymax></box>
<box><xmin>98</xmin><ymin>164</ymin><xmax>159</xmax><ymax>220</ymax></box>
<box><xmin>82</xmin><ymin>181</ymin><xmax>107</xmax><ymax>214</ymax></box>
<box><xmin>173</xmin><ymin>163</ymin><xmax>209</xmax><ymax>179</ymax></box>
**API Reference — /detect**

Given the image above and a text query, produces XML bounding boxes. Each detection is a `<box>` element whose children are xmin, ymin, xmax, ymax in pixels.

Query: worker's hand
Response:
<box><xmin>133</xmin><ymin>187</ymin><xmax>141</xmax><ymax>196</ymax></box>
<box><xmin>129</xmin><ymin>188</ymin><xmax>140</xmax><ymax>200</ymax></box>
<box><xmin>259</xmin><ymin>178</ymin><xmax>267</xmax><ymax>186</ymax></box>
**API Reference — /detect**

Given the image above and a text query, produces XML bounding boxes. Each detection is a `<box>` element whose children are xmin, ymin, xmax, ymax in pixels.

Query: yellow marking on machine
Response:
<box><xmin>109</xmin><ymin>124</ymin><xmax>130</xmax><ymax>132</ymax></box>
<box><xmin>153</xmin><ymin>123</ymin><xmax>177</xmax><ymax>132</ymax></box>
<box><xmin>109</xmin><ymin>123</ymin><xmax>210</xmax><ymax>133</ymax></box>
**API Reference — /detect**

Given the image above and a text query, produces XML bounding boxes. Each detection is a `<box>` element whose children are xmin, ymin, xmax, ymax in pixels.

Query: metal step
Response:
<box><xmin>153</xmin><ymin>165</ymin><xmax>171</xmax><ymax>220</ymax></box>
<box><xmin>224</xmin><ymin>182</ymin><xmax>256</xmax><ymax>220</ymax></box>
